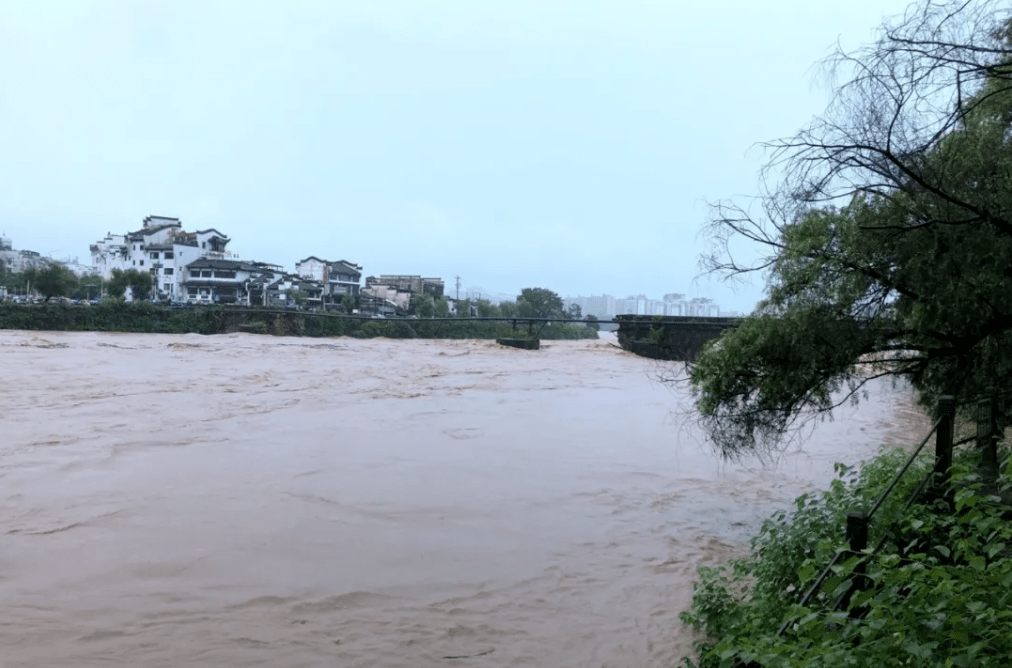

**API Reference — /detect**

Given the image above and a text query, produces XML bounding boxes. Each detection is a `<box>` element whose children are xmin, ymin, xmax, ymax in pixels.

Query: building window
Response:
<box><xmin>201</xmin><ymin>270</ymin><xmax>213</xmax><ymax>278</ymax></box>
<box><xmin>188</xmin><ymin>289</ymin><xmax>197</xmax><ymax>297</ymax></box>
<box><xmin>164</xmin><ymin>283</ymin><xmax>171</xmax><ymax>292</ymax></box>
<box><xmin>164</xmin><ymin>252</ymin><xmax>174</xmax><ymax>259</ymax></box>
<box><xmin>149</xmin><ymin>252</ymin><xmax>159</xmax><ymax>259</ymax></box>
<box><xmin>163</xmin><ymin>267</ymin><xmax>174</xmax><ymax>275</ymax></box>
<box><xmin>202</xmin><ymin>242</ymin><xmax>206</xmax><ymax>249</ymax></box>
<box><xmin>140</xmin><ymin>260</ymin><xmax>144</xmax><ymax>267</ymax></box>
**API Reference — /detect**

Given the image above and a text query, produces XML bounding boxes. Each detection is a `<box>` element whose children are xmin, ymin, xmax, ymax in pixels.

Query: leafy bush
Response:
<box><xmin>680</xmin><ymin>446</ymin><xmax>1012</xmax><ymax>667</ymax></box>
<box><xmin>0</xmin><ymin>304</ymin><xmax>598</xmax><ymax>341</ymax></box>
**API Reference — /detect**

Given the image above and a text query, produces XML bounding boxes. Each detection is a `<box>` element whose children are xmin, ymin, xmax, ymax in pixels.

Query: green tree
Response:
<box><xmin>499</xmin><ymin>300</ymin><xmax>519</xmax><ymax>318</ymax></box>
<box><xmin>476</xmin><ymin>299</ymin><xmax>501</xmax><ymax>317</ymax></box>
<box><xmin>129</xmin><ymin>271</ymin><xmax>154</xmax><ymax>302</ymax></box>
<box><xmin>584</xmin><ymin>314</ymin><xmax>600</xmax><ymax>331</ymax></box>
<box><xmin>33</xmin><ymin>263</ymin><xmax>77</xmax><ymax>302</ymax></box>
<box><xmin>434</xmin><ymin>296</ymin><xmax>450</xmax><ymax>317</ymax></box>
<box><xmin>517</xmin><ymin>287</ymin><xmax>565</xmax><ymax>318</ymax></box>
<box><xmin>341</xmin><ymin>293</ymin><xmax>356</xmax><ymax>312</ymax></box>
<box><xmin>692</xmin><ymin>0</ymin><xmax>1012</xmax><ymax>459</ymax></box>
<box><xmin>78</xmin><ymin>274</ymin><xmax>104</xmax><ymax>300</ymax></box>
<box><xmin>107</xmin><ymin>269</ymin><xmax>155</xmax><ymax>301</ymax></box>
<box><xmin>412</xmin><ymin>294</ymin><xmax>435</xmax><ymax>318</ymax></box>
<box><xmin>566</xmin><ymin>303</ymin><xmax>582</xmax><ymax>320</ymax></box>
<box><xmin>106</xmin><ymin>269</ymin><xmax>129</xmax><ymax>299</ymax></box>
<box><xmin>286</xmin><ymin>287</ymin><xmax>308</xmax><ymax>307</ymax></box>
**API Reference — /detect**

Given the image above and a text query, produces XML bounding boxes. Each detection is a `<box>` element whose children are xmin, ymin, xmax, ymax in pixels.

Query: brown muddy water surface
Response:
<box><xmin>0</xmin><ymin>331</ymin><xmax>930</xmax><ymax>667</ymax></box>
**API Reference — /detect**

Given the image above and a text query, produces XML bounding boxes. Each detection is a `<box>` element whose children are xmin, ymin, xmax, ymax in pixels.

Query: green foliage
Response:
<box><xmin>287</xmin><ymin>287</ymin><xmax>308</xmax><ymax>306</ymax></box>
<box><xmin>680</xmin><ymin>446</ymin><xmax>1012</xmax><ymax>667</ymax></box>
<box><xmin>28</xmin><ymin>264</ymin><xmax>77</xmax><ymax>302</ymax></box>
<box><xmin>499</xmin><ymin>300</ymin><xmax>519</xmax><ymax>318</ymax></box>
<box><xmin>0</xmin><ymin>300</ymin><xmax>220</xmax><ymax>333</ymax></box>
<box><xmin>693</xmin><ymin>1</ymin><xmax>1012</xmax><ymax>458</ymax></box>
<box><xmin>584</xmin><ymin>314</ymin><xmax>600</xmax><ymax>331</ymax></box>
<box><xmin>517</xmin><ymin>287</ymin><xmax>565</xmax><ymax>319</ymax></box>
<box><xmin>0</xmin><ymin>304</ymin><xmax>598</xmax><ymax>341</ymax></box>
<box><xmin>107</xmin><ymin>268</ymin><xmax>154</xmax><ymax>301</ymax></box>
<box><xmin>476</xmin><ymin>299</ymin><xmax>501</xmax><ymax>317</ymax></box>
<box><xmin>76</xmin><ymin>274</ymin><xmax>104</xmax><ymax>300</ymax></box>
<box><xmin>411</xmin><ymin>294</ymin><xmax>436</xmax><ymax>318</ymax></box>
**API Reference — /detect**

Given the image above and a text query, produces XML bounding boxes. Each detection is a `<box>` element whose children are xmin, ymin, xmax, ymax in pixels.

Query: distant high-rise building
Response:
<box><xmin>565</xmin><ymin>292</ymin><xmax>724</xmax><ymax>318</ymax></box>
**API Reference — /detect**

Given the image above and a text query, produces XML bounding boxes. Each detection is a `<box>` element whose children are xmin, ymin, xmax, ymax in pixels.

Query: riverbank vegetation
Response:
<box><xmin>0</xmin><ymin>301</ymin><xmax>598</xmax><ymax>340</ymax></box>
<box><xmin>689</xmin><ymin>0</ymin><xmax>1012</xmax><ymax>459</ymax></box>
<box><xmin>681</xmin><ymin>2</ymin><xmax>1012</xmax><ymax>663</ymax></box>
<box><xmin>680</xmin><ymin>445</ymin><xmax>1012</xmax><ymax>667</ymax></box>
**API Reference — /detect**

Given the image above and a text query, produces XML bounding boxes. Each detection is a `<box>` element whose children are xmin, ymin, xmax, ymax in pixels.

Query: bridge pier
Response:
<box><xmin>615</xmin><ymin>315</ymin><xmax>739</xmax><ymax>362</ymax></box>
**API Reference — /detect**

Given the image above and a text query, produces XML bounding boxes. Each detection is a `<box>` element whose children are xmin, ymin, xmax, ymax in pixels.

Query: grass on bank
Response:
<box><xmin>679</xmin><ymin>443</ymin><xmax>1012</xmax><ymax>668</ymax></box>
<box><xmin>0</xmin><ymin>301</ymin><xmax>598</xmax><ymax>340</ymax></box>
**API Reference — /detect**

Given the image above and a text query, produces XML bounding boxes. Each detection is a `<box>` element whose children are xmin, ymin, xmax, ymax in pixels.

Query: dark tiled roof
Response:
<box><xmin>126</xmin><ymin>223</ymin><xmax>180</xmax><ymax>237</ymax></box>
<box><xmin>185</xmin><ymin>258</ymin><xmax>256</xmax><ymax>270</ymax></box>
<box><xmin>194</xmin><ymin>228</ymin><xmax>230</xmax><ymax>239</ymax></box>
<box><xmin>182</xmin><ymin>279</ymin><xmax>245</xmax><ymax>287</ymax></box>
<box><xmin>143</xmin><ymin>215</ymin><xmax>181</xmax><ymax>225</ymax></box>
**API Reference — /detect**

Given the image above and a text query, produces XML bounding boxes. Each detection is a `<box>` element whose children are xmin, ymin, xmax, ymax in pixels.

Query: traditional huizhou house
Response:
<box><xmin>264</xmin><ymin>273</ymin><xmax>324</xmax><ymax>308</ymax></box>
<box><xmin>241</xmin><ymin>262</ymin><xmax>285</xmax><ymax>307</ymax></box>
<box><xmin>294</xmin><ymin>256</ymin><xmax>363</xmax><ymax>307</ymax></box>
<box><xmin>182</xmin><ymin>258</ymin><xmax>259</xmax><ymax>304</ymax></box>
<box><xmin>91</xmin><ymin>216</ymin><xmax>236</xmax><ymax>301</ymax></box>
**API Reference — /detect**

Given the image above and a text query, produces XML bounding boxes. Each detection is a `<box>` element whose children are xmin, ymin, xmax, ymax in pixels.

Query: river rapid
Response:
<box><xmin>0</xmin><ymin>330</ymin><xmax>930</xmax><ymax>667</ymax></box>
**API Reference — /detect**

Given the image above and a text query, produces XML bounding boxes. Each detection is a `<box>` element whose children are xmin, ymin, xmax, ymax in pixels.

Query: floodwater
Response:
<box><xmin>0</xmin><ymin>330</ymin><xmax>930</xmax><ymax>667</ymax></box>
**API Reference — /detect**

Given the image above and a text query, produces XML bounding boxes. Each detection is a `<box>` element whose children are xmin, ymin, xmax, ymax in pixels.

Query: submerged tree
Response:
<box><xmin>692</xmin><ymin>0</ymin><xmax>1012</xmax><ymax>459</ymax></box>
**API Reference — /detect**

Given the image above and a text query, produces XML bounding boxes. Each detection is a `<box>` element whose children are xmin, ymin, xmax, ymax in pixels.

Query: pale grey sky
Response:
<box><xmin>0</xmin><ymin>0</ymin><xmax>915</xmax><ymax>312</ymax></box>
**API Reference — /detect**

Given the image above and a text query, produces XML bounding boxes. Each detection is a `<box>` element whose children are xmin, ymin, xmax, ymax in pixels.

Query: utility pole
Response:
<box><xmin>455</xmin><ymin>275</ymin><xmax>461</xmax><ymax>301</ymax></box>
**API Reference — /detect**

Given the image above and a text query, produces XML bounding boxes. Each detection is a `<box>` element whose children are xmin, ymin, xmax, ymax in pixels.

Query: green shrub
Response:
<box><xmin>680</xmin><ymin>446</ymin><xmax>1012</xmax><ymax>667</ymax></box>
<box><xmin>0</xmin><ymin>304</ymin><xmax>598</xmax><ymax>341</ymax></box>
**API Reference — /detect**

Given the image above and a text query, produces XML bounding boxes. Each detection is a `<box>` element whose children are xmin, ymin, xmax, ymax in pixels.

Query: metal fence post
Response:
<box><xmin>838</xmin><ymin>511</ymin><xmax>869</xmax><ymax>613</ymax></box>
<box><xmin>977</xmin><ymin>396</ymin><xmax>999</xmax><ymax>469</ymax></box>
<box><xmin>933</xmin><ymin>395</ymin><xmax>956</xmax><ymax>508</ymax></box>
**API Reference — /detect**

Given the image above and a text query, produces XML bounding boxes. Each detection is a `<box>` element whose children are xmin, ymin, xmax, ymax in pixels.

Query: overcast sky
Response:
<box><xmin>0</xmin><ymin>0</ymin><xmax>915</xmax><ymax>312</ymax></box>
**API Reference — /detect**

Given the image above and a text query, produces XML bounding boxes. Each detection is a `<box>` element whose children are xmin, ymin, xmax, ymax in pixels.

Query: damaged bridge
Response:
<box><xmin>615</xmin><ymin>315</ymin><xmax>739</xmax><ymax>362</ymax></box>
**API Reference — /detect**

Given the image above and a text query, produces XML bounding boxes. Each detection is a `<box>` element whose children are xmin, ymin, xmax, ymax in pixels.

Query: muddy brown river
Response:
<box><xmin>0</xmin><ymin>330</ymin><xmax>930</xmax><ymax>667</ymax></box>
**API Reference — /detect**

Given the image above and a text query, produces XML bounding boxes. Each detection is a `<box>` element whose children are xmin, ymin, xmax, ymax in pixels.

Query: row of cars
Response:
<box><xmin>3</xmin><ymin>296</ymin><xmax>100</xmax><ymax>305</ymax></box>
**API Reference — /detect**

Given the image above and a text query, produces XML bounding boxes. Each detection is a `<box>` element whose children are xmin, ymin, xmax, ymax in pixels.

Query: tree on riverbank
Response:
<box><xmin>107</xmin><ymin>269</ymin><xmax>154</xmax><ymax>302</ymax></box>
<box><xmin>24</xmin><ymin>264</ymin><xmax>77</xmax><ymax>302</ymax></box>
<box><xmin>692</xmin><ymin>0</ymin><xmax>1012</xmax><ymax>459</ymax></box>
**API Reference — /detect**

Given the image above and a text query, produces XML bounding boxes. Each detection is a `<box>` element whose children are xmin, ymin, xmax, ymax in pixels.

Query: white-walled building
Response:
<box><xmin>362</xmin><ymin>284</ymin><xmax>411</xmax><ymax>312</ymax></box>
<box><xmin>181</xmin><ymin>258</ymin><xmax>258</xmax><ymax>304</ymax></box>
<box><xmin>295</xmin><ymin>256</ymin><xmax>362</xmax><ymax>301</ymax></box>
<box><xmin>91</xmin><ymin>216</ymin><xmax>235</xmax><ymax>300</ymax></box>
